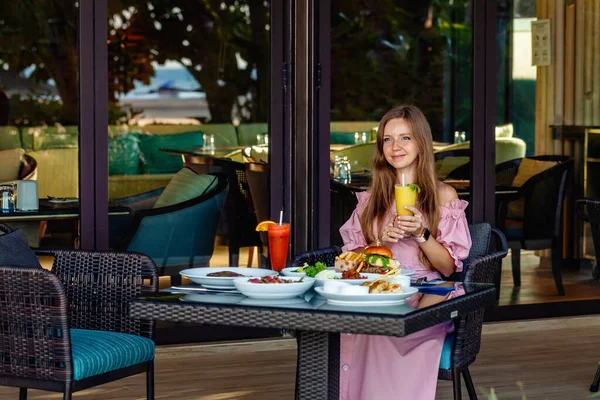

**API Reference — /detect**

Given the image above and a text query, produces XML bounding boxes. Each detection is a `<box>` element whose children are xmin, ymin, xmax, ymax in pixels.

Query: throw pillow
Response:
<box><xmin>153</xmin><ymin>169</ymin><xmax>218</xmax><ymax>208</ymax></box>
<box><xmin>495</xmin><ymin>123</ymin><xmax>514</xmax><ymax>138</ymax></box>
<box><xmin>511</xmin><ymin>158</ymin><xmax>557</xmax><ymax>187</ymax></box>
<box><xmin>0</xmin><ymin>148</ymin><xmax>25</xmax><ymax>182</ymax></box>
<box><xmin>138</xmin><ymin>132</ymin><xmax>204</xmax><ymax>174</ymax></box>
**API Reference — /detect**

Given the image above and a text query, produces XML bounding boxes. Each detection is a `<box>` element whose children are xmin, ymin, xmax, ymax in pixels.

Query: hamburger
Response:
<box><xmin>361</xmin><ymin>246</ymin><xmax>399</xmax><ymax>274</ymax></box>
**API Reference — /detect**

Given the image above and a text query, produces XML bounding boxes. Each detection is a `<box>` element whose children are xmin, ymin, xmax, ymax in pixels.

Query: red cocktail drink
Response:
<box><xmin>268</xmin><ymin>223</ymin><xmax>290</xmax><ymax>271</ymax></box>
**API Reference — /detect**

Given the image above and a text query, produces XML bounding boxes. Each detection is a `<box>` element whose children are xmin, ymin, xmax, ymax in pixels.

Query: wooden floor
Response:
<box><xmin>2</xmin><ymin>316</ymin><xmax>599</xmax><ymax>399</ymax></box>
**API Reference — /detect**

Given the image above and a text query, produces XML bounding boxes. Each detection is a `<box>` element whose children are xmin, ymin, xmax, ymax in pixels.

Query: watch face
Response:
<box><xmin>423</xmin><ymin>228</ymin><xmax>431</xmax><ymax>241</ymax></box>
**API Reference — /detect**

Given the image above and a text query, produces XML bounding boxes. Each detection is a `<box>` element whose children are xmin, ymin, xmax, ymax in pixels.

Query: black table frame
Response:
<box><xmin>130</xmin><ymin>284</ymin><xmax>496</xmax><ymax>399</ymax></box>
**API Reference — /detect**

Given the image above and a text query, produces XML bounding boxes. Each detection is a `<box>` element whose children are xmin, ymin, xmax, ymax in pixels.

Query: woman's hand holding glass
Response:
<box><xmin>396</xmin><ymin>206</ymin><xmax>425</xmax><ymax>239</ymax></box>
<box><xmin>382</xmin><ymin>212</ymin><xmax>404</xmax><ymax>243</ymax></box>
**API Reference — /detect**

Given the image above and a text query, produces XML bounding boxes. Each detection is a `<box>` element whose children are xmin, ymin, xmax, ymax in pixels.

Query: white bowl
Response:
<box><xmin>179</xmin><ymin>267</ymin><xmax>278</xmax><ymax>289</ymax></box>
<box><xmin>390</xmin><ymin>274</ymin><xmax>411</xmax><ymax>289</ymax></box>
<box><xmin>233</xmin><ymin>276</ymin><xmax>315</xmax><ymax>300</ymax></box>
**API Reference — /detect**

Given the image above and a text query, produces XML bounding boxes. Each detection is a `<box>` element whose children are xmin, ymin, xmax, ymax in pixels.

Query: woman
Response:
<box><xmin>339</xmin><ymin>105</ymin><xmax>471</xmax><ymax>400</ymax></box>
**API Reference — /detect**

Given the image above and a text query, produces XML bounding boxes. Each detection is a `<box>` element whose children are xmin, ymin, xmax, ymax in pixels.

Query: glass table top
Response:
<box><xmin>136</xmin><ymin>282</ymin><xmax>495</xmax><ymax>318</ymax></box>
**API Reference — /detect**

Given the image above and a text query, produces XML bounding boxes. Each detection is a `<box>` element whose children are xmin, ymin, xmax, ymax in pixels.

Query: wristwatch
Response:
<box><xmin>415</xmin><ymin>228</ymin><xmax>430</xmax><ymax>243</ymax></box>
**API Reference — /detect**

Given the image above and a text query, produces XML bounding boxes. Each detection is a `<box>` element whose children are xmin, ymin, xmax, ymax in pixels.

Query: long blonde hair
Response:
<box><xmin>359</xmin><ymin>105</ymin><xmax>440</xmax><ymax>244</ymax></box>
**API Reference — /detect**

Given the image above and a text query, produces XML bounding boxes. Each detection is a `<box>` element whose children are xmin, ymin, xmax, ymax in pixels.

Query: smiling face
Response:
<box><xmin>382</xmin><ymin>118</ymin><xmax>419</xmax><ymax>170</ymax></box>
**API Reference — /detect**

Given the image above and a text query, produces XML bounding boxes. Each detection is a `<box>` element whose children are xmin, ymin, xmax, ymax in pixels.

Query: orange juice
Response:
<box><xmin>395</xmin><ymin>184</ymin><xmax>417</xmax><ymax>216</ymax></box>
<box><xmin>268</xmin><ymin>224</ymin><xmax>290</xmax><ymax>271</ymax></box>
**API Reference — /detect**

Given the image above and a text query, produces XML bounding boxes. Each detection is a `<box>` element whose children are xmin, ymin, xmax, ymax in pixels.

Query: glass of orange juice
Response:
<box><xmin>268</xmin><ymin>223</ymin><xmax>290</xmax><ymax>272</ymax></box>
<box><xmin>395</xmin><ymin>184</ymin><xmax>418</xmax><ymax>216</ymax></box>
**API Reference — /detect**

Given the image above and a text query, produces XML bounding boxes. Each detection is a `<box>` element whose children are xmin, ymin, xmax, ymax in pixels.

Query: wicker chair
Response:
<box><xmin>330</xmin><ymin>179</ymin><xmax>363</xmax><ymax>247</ymax></box>
<box><xmin>0</xmin><ymin>249</ymin><xmax>158</xmax><ymax>399</ymax></box>
<box><xmin>575</xmin><ymin>198</ymin><xmax>600</xmax><ymax>392</ymax></box>
<box><xmin>213</xmin><ymin>158</ymin><xmax>263</xmax><ymax>268</ymax></box>
<box><xmin>438</xmin><ymin>227</ymin><xmax>508</xmax><ymax>400</ymax></box>
<box><xmin>495</xmin><ymin>155</ymin><xmax>573</xmax><ymax>295</ymax></box>
<box><xmin>246</xmin><ymin>162</ymin><xmax>270</xmax><ymax>268</ymax></box>
<box><xmin>291</xmin><ymin>224</ymin><xmax>507</xmax><ymax>400</ymax></box>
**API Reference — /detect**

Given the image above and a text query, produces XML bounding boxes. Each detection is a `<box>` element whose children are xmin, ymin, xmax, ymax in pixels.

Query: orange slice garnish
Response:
<box><xmin>256</xmin><ymin>220</ymin><xmax>277</xmax><ymax>231</ymax></box>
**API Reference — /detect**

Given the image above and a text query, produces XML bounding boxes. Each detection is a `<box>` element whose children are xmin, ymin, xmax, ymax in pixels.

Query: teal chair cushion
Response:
<box><xmin>439</xmin><ymin>333</ymin><xmax>455</xmax><ymax>370</ymax></box>
<box><xmin>330</xmin><ymin>132</ymin><xmax>356</xmax><ymax>145</ymax></box>
<box><xmin>153</xmin><ymin>169</ymin><xmax>218</xmax><ymax>208</ymax></box>
<box><xmin>138</xmin><ymin>131</ymin><xmax>204</xmax><ymax>174</ymax></box>
<box><xmin>108</xmin><ymin>134</ymin><xmax>142</xmax><ymax>175</ymax></box>
<box><xmin>70</xmin><ymin>328</ymin><xmax>155</xmax><ymax>381</ymax></box>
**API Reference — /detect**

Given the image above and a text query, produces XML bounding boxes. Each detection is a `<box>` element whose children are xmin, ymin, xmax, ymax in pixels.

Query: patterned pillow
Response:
<box><xmin>153</xmin><ymin>169</ymin><xmax>217</xmax><ymax>208</ymax></box>
<box><xmin>511</xmin><ymin>158</ymin><xmax>557</xmax><ymax>187</ymax></box>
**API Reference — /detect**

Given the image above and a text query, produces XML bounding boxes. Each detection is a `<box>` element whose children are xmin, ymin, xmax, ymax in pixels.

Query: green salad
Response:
<box><xmin>293</xmin><ymin>261</ymin><xmax>327</xmax><ymax>278</ymax></box>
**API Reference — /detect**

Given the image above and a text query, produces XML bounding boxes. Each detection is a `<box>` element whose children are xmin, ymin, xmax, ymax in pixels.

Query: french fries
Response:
<box><xmin>334</xmin><ymin>251</ymin><xmax>365</xmax><ymax>272</ymax></box>
<box><xmin>336</xmin><ymin>251</ymin><xmax>365</xmax><ymax>262</ymax></box>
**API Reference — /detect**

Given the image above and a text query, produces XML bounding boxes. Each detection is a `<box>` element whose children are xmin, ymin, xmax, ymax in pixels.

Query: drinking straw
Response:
<box><xmin>402</xmin><ymin>173</ymin><xmax>405</xmax><ymax>186</ymax></box>
<box><xmin>279</xmin><ymin>209</ymin><xmax>284</xmax><ymax>225</ymax></box>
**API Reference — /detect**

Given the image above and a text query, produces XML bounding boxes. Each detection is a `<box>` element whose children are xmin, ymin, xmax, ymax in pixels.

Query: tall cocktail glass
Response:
<box><xmin>268</xmin><ymin>223</ymin><xmax>290</xmax><ymax>272</ymax></box>
<box><xmin>395</xmin><ymin>184</ymin><xmax>417</xmax><ymax>216</ymax></box>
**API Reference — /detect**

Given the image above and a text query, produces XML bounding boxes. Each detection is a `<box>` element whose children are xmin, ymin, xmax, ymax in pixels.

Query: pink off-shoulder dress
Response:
<box><xmin>338</xmin><ymin>192</ymin><xmax>471</xmax><ymax>400</ymax></box>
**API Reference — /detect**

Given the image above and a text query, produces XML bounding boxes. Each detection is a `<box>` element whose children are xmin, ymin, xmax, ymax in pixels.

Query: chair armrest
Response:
<box><xmin>291</xmin><ymin>246</ymin><xmax>342</xmax><ymax>269</ymax></box>
<box><xmin>33</xmin><ymin>248</ymin><xmax>158</xmax><ymax>337</ymax></box>
<box><xmin>464</xmin><ymin>251</ymin><xmax>507</xmax><ymax>284</ymax></box>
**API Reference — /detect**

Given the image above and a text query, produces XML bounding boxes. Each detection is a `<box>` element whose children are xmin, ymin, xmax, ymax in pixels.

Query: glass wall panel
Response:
<box><xmin>0</xmin><ymin>1</ymin><xmax>80</xmax><ymax>250</ymax></box>
<box><xmin>107</xmin><ymin>1</ymin><xmax>271</xmax><ymax>285</ymax></box>
<box><xmin>329</xmin><ymin>1</ymin><xmax>474</xmax><ymax>246</ymax></box>
<box><xmin>494</xmin><ymin>0</ymin><xmax>600</xmax><ymax>305</ymax></box>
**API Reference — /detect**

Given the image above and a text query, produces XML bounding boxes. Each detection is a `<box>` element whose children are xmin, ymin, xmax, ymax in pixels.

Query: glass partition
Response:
<box><xmin>328</xmin><ymin>1</ymin><xmax>474</xmax><ymax>245</ymax></box>
<box><xmin>493</xmin><ymin>0</ymin><xmax>600</xmax><ymax>306</ymax></box>
<box><xmin>107</xmin><ymin>1</ymin><xmax>271</xmax><ymax>286</ymax></box>
<box><xmin>0</xmin><ymin>1</ymin><xmax>80</xmax><ymax>250</ymax></box>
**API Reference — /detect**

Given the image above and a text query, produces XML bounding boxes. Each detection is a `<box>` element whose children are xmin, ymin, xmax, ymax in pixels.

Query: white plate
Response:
<box><xmin>280</xmin><ymin>266</ymin><xmax>334</xmax><ymax>277</ymax></box>
<box><xmin>314</xmin><ymin>286</ymin><xmax>419</xmax><ymax>306</ymax></box>
<box><xmin>313</xmin><ymin>272</ymin><xmax>381</xmax><ymax>287</ymax></box>
<box><xmin>233</xmin><ymin>276</ymin><xmax>315</xmax><ymax>300</ymax></box>
<box><xmin>180</xmin><ymin>267</ymin><xmax>278</xmax><ymax>289</ymax></box>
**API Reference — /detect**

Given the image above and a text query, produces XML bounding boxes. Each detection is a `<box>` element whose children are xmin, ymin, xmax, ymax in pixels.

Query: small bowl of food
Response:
<box><xmin>179</xmin><ymin>267</ymin><xmax>278</xmax><ymax>290</ymax></box>
<box><xmin>233</xmin><ymin>276</ymin><xmax>315</xmax><ymax>299</ymax></box>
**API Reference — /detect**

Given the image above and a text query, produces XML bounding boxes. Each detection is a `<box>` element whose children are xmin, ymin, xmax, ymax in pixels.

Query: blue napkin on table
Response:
<box><xmin>418</xmin><ymin>286</ymin><xmax>455</xmax><ymax>296</ymax></box>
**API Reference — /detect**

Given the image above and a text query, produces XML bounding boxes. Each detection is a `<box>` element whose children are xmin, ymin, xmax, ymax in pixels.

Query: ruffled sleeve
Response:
<box><xmin>339</xmin><ymin>192</ymin><xmax>370</xmax><ymax>252</ymax></box>
<box><xmin>436</xmin><ymin>199</ymin><xmax>472</xmax><ymax>272</ymax></box>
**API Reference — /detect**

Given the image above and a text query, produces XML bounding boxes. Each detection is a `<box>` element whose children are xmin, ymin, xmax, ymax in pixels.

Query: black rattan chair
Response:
<box><xmin>330</xmin><ymin>179</ymin><xmax>363</xmax><ymax>246</ymax></box>
<box><xmin>214</xmin><ymin>158</ymin><xmax>263</xmax><ymax>268</ymax></box>
<box><xmin>438</xmin><ymin>227</ymin><xmax>507</xmax><ymax>400</ymax></box>
<box><xmin>0</xmin><ymin>249</ymin><xmax>158</xmax><ymax>399</ymax></box>
<box><xmin>575</xmin><ymin>198</ymin><xmax>600</xmax><ymax>392</ymax></box>
<box><xmin>246</xmin><ymin>162</ymin><xmax>269</xmax><ymax>268</ymax></box>
<box><xmin>496</xmin><ymin>155</ymin><xmax>573</xmax><ymax>295</ymax></box>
